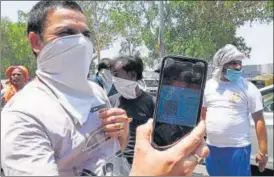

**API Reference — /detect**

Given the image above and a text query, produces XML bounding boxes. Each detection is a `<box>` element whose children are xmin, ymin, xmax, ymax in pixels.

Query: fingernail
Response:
<box><xmin>99</xmin><ymin>108</ymin><xmax>107</xmax><ymax>113</ymax></box>
<box><xmin>128</xmin><ymin>118</ymin><xmax>133</xmax><ymax>123</ymax></box>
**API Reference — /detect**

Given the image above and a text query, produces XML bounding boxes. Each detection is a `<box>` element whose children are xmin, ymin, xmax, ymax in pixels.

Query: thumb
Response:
<box><xmin>135</xmin><ymin>118</ymin><xmax>153</xmax><ymax>148</ymax></box>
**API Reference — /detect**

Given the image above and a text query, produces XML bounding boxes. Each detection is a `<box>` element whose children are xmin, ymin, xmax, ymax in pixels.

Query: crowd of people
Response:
<box><xmin>0</xmin><ymin>1</ymin><xmax>268</xmax><ymax>176</ymax></box>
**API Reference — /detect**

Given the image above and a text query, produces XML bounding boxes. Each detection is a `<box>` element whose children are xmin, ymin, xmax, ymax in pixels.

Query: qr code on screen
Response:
<box><xmin>163</xmin><ymin>100</ymin><xmax>178</xmax><ymax>116</ymax></box>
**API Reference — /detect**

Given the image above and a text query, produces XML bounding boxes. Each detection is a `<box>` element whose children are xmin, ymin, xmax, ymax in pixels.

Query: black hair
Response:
<box><xmin>163</xmin><ymin>62</ymin><xmax>192</xmax><ymax>79</ymax></box>
<box><xmin>193</xmin><ymin>62</ymin><xmax>205</xmax><ymax>73</ymax></box>
<box><xmin>98</xmin><ymin>58</ymin><xmax>112</xmax><ymax>71</ymax></box>
<box><xmin>113</xmin><ymin>55</ymin><xmax>144</xmax><ymax>80</ymax></box>
<box><xmin>179</xmin><ymin>70</ymin><xmax>193</xmax><ymax>84</ymax></box>
<box><xmin>27</xmin><ymin>1</ymin><xmax>84</xmax><ymax>38</ymax></box>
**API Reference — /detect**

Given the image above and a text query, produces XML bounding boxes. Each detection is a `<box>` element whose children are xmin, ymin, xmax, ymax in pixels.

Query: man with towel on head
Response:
<box><xmin>202</xmin><ymin>44</ymin><xmax>268</xmax><ymax>176</ymax></box>
<box><xmin>1</xmin><ymin>65</ymin><xmax>29</xmax><ymax>104</ymax></box>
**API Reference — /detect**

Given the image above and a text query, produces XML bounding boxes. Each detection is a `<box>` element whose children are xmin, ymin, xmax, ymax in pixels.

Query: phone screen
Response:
<box><xmin>152</xmin><ymin>57</ymin><xmax>207</xmax><ymax>147</ymax></box>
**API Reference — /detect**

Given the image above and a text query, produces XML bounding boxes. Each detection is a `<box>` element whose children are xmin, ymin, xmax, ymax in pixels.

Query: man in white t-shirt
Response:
<box><xmin>202</xmin><ymin>44</ymin><xmax>268</xmax><ymax>176</ymax></box>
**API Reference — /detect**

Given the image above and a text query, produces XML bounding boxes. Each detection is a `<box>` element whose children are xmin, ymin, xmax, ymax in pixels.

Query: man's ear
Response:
<box><xmin>28</xmin><ymin>32</ymin><xmax>44</xmax><ymax>56</ymax></box>
<box><xmin>130</xmin><ymin>72</ymin><xmax>137</xmax><ymax>81</ymax></box>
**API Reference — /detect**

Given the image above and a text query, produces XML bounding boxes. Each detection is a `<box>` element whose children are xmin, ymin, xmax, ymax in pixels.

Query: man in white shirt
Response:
<box><xmin>202</xmin><ymin>44</ymin><xmax>268</xmax><ymax>176</ymax></box>
<box><xmin>1</xmin><ymin>1</ymin><xmax>131</xmax><ymax>175</ymax></box>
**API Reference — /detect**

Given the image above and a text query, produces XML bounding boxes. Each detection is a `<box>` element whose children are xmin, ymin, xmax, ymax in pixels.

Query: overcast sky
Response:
<box><xmin>1</xmin><ymin>1</ymin><xmax>273</xmax><ymax>66</ymax></box>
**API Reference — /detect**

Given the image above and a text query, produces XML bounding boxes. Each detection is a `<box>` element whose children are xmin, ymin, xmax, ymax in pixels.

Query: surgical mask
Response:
<box><xmin>36</xmin><ymin>34</ymin><xmax>95</xmax><ymax>125</ymax></box>
<box><xmin>225</xmin><ymin>69</ymin><xmax>243</xmax><ymax>82</ymax></box>
<box><xmin>98</xmin><ymin>69</ymin><xmax>113</xmax><ymax>94</ymax></box>
<box><xmin>113</xmin><ymin>77</ymin><xmax>138</xmax><ymax>99</ymax></box>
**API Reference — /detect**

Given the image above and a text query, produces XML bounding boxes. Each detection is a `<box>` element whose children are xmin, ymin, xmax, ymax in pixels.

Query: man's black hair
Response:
<box><xmin>98</xmin><ymin>58</ymin><xmax>112</xmax><ymax>72</ymax></box>
<box><xmin>193</xmin><ymin>62</ymin><xmax>205</xmax><ymax>74</ymax></box>
<box><xmin>27</xmin><ymin>1</ymin><xmax>84</xmax><ymax>38</ymax></box>
<box><xmin>163</xmin><ymin>62</ymin><xmax>192</xmax><ymax>79</ymax></box>
<box><xmin>113</xmin><ymin>55</ymin><xmax>144</xmax><ymax>80</ymax></box>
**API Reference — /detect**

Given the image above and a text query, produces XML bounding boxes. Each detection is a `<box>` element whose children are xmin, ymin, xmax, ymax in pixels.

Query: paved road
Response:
<box><xmin>193</xmin><ymin>164</ymin><xmax>208</xmax><ymax>176</ymax></box>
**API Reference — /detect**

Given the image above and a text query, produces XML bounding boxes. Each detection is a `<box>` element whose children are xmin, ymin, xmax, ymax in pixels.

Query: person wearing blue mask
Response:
<box><xmin>201</xmin><ymin>44</ymin><xmax>268</xmax><ymax>176</ymax></box>
<box><xmin>92</xmin><ymin>58</ymin><xmax>118</xmax><ymax>97</ymax></box>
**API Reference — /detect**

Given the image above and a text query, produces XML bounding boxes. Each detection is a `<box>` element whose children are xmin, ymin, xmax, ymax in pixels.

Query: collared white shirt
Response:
<box><xmin>1</xmin><ymin>80</ymin><xmax>130</xmax><ymax>176</ymax></box>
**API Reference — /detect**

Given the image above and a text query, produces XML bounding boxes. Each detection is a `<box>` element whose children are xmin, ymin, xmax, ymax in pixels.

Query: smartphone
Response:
<box><xmin>152</xmin><ymin>56</ymin><xmax>208</xmax><ymax>149</ymax></box>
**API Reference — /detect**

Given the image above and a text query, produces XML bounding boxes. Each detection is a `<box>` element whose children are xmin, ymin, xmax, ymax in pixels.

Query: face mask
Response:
<box><xmin>98</xmin><ymin>69</ymin><xmax>113</xmax><ymax>94</ymax></box>
<box><xmin>113</xmin><ymin>77</ymin><xmax>138</xmax><ymax>99</ymax></box>
<box><xmin>37</xmin><ymin>34</ymin><xmax>93</xmax><ymax>91</ymax></box>
<box><xmin>225</xmin><ymin>69</ymin><xmax>243</xmax><ymax>82</ymax></box>
<box><xmin>36</xmin><ymin>34</ymin><xmax>94</xmax><ymax>125</ymax></box>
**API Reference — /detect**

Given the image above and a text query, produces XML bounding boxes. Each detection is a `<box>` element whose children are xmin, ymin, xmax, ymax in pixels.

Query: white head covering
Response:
<box><xmin>212</xmin><ymin>44</ymin><xmax>247</xmax><ymax>82</ymax></box>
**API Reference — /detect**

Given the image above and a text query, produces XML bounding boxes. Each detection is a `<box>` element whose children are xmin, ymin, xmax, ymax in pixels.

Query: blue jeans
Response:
<box><xmin>206</xmin><ymin>144</ymin><xmax>251</xmax><ymax>176</ymax></box>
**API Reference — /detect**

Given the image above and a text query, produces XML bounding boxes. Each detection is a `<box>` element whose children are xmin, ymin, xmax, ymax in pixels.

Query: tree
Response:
<box><xmin>163</xmin><ymin>1</ymin><xmax>272</xmax><ymax>61</ymax></box>
<box><xmin>114</xmin><ymin>1</ymin><xmax>273</xmax><ymax>67</ymax></box>
<box><xmin>107</xmin><ymin>1</ymin><xmax>144</xmax><ymax>56</ymax></box>
<box><xmin>1</xmin><ymin>11</ymin><xmax>36</xmax><ymax>79</ymax></box>
<box><xmin>77</xmin><ymin>1</ymin><xmax>119</xmax><ymax>62</ymax></box>
<box><xmin>1</xmin><ymin>1</ymin><xmax>272</xmax><ymax>74</ymax></box>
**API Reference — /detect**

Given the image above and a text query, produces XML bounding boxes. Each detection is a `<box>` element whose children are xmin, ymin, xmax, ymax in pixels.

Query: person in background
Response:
<box><xmin>202</xmin><ymin>44</ymin><xmax>268</xmax><ymax>176</ymax></box>
<box><xmin>110</xmin><ymin>55</ymin><xmax>155</xmax><ymax>166</ymax></box>
<box><xmin>92</xmin><ymin>58</ymin><xmax>118</xmax><ymax>97</ymax></box>
<box><xmin>2</xmin><ymin>65</ymin><xmax>29</xmax><ymax>104</ymax></box>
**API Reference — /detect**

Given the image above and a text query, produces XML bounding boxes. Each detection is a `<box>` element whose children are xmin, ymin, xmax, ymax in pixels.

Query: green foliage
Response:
<box><xmin>1</xmin><ymin>13</ymin><xmax>36</xmax><ymax>79</ymax></box>
<box><xmin>1</xmin><ymin>1</ymin><xmax>273</xmax><ymax>75</ymax></box>
<box><xmin>138</xmin><ymin>1</ymin><xmax>273</xmax><ymax>65</ymax></box>
<box><xmin>77</xmin><ymin>1</ymin><xmax>118</xmax><ymax>61</ymax></box>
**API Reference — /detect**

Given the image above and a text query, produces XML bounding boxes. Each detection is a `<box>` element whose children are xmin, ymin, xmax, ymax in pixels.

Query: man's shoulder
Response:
<box><xmin>139</xmin><ymin>91</ymin><xmax>155</xmax><ymax>106</ymax></box>
<box><xmin>142</xmin><ymin>91</ymin><xmax>154</xmax><ymax>98</ymax></box>
<box><xmin>234</xmin><ymin>78</ymin><xmax>259</xmax><ymax>93</ymax></box>
<box><xmin>1</xmin><ymin>81</ymin><xmax>73</xmax><ymax>134</ymax></box>
<box><xmin>206</xmin><ymin>78</ymin><xmax>217</xmax><ymax>85</ymax></box>
<box><xmin>204</xmin><ymin>79</ymin><xmax>217</xmax><ymax>91</ymax></box>
<box><xmin>244</xmin><ymin>79</ymin><xmax>261</xmax><ymax>95</ymax></box>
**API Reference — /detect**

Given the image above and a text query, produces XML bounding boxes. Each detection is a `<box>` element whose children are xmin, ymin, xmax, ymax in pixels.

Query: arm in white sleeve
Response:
<box><xmin>247</xmin><ymin>83</ymin><xmax>263</xmax><ymax>114</ymax></box>
<box><xmin>1</xmin><ymin>111</ymin><xmax>59</xmax><ymax>176</ymax></box>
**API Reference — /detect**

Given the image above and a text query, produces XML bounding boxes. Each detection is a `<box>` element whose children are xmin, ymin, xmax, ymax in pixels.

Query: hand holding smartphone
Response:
<box><xmin>152</xmin><ymin>56</ymin><xmax>208</xmax><ymax>149</ymax></box>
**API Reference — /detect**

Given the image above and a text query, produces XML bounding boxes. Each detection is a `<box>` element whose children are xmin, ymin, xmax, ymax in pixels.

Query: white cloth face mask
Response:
<box><xmin>113</xmin><ymin>77</ymin><xmax>138</xmax><ymax>99</ymax></box>
<box><xmin>37</xmin><ymin>34</ymin><xmax>93</xmax><ymax>94</ymax></box>
<box><xmin>99</xmin><ymin>69</ymin><xmax>113</xmax><ymax>93</ymax></box>
<box><xmin>36</xmin><ymin>34</ymin><xmax>95</xmax><ymax>125</ymax></box>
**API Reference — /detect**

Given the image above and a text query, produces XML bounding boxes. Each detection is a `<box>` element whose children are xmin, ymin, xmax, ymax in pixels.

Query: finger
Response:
<box><xmin>175</xmin><ymin>143</ymin><xmax>209</xmax><ymax>176</ymax></box>
<box><xmin>259</xmin><ymin>165</ymin><xmax>264</xmax><ymax>172</ymax></box>
<box><xmin>105</xmin><ymin>129</ymin><xmax>124</xmax><ymax>138</ymax></box>
<box><xmin>192</xmin><ymin>140</ymin><xmax>210</xmax><ymax>160</ymax></box>
<box><xmin>103</xmin><ymin>123</ymin><xmax>125</xmax><ymax>132</ymax></box>
<box><xmin>99</xmin><ymin>108</ymin><xmax>126</xmax><ymax>119</ymax></box>
<box><xmin>183</xmin><ymin>141</ymin><xmax>209</xmax><ymax>166</ymax></box>
<box><xmin>167</xmin><ymin>120</ymin><xmax>206</xmax><ymax>158</ymax></box>
<box><xmin>102</xmin><ymin>115</ymin><xmax>132</xmax><ymax>126</ymax></box>
<box><xmin>259</xmin><ymin>162</ymin><xmax>266</xmax><ymax>172</ymax></box>
<box><xmin>135</xmin><ymin>119</ymin><xmax>153</xmax><ymax>150</ymax></box>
